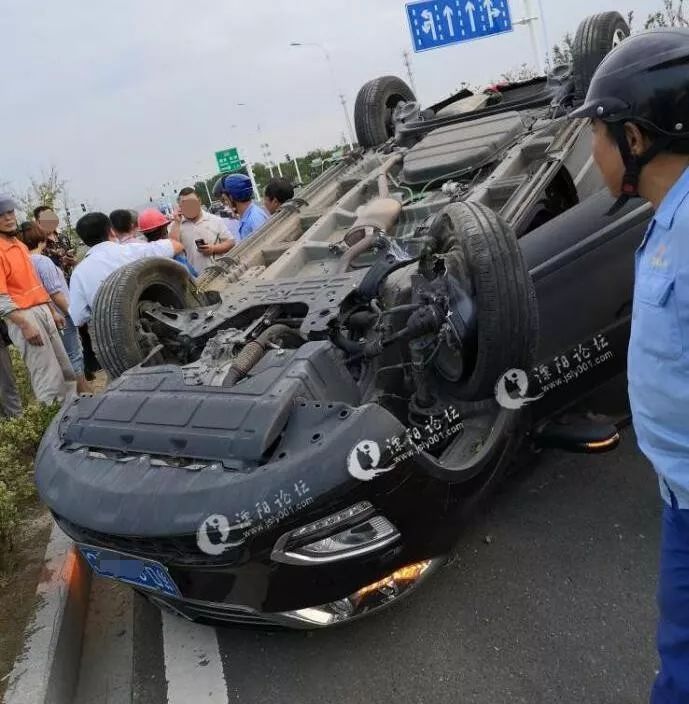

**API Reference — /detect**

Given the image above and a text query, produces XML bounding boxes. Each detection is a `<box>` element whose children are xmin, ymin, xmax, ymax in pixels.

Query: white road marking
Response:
<box><xmin>574</xmin><ymin>154</ymin><xmax>596</xmax><ymax>187</ymax></box>
<box><xmin>162</xmin><ymin>610</ymin><xmax>228</xmax><ymax>704</ymax></box>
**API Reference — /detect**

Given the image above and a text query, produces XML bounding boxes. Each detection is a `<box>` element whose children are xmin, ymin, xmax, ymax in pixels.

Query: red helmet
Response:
<box><xmin>138</xmin><ymin>208</ymin><xmax>170</xmax><ymax>233</ymax></box>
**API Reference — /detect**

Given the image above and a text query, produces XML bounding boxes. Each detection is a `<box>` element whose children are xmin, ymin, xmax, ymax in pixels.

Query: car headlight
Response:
<box><xmin>271</xmin><ymin>502</ymin><xmax>400</xmax><ymax>565</ymax></box>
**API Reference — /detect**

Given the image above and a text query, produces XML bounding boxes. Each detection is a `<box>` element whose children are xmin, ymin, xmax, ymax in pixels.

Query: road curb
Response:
<box><xmin>4</xmin><ymin>522</ymin><xmax>92</xmax><ymax>704</ymax></box>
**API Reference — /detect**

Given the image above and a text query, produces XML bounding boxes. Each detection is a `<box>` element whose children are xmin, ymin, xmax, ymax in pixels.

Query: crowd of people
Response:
<box><xmin>0</xmin><ymin>174</ymin><xmax>294</xmax><ymax>413</ymax></box>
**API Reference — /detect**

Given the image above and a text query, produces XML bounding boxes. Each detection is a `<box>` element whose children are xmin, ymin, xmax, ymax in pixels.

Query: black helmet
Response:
<box><xmin>571</xmin><ymin>28</ymin><xmax>689</xmax><ymax>207</ymax></box>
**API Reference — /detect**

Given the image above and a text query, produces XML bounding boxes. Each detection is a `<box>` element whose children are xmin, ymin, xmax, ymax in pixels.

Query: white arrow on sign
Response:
<box><xmin>483</xmin><ymin>0</ymin><xmax>501</xmax><ymax>28</ymax></box>
<box><xmin>465</xmin><ymin>1</ymin><xmax>477</xmax><ymax>32</ymax></box>
<box><xmin>421</xmin><ymin>9</ymin><xmax>438</xmax><ymax>40</ymax></box>
<box><xmin>443</xmin><ymin>5</ymin><xmax>456</xmax><ymax>37</ymax></box>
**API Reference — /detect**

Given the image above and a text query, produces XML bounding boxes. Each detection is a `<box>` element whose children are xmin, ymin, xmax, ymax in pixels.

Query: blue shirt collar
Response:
<box><xmin>239</xmin><ymin>202</ymin><xmax>257</xmax><ymax>224</ymax></box>
<box><xmin>654</xmin><ymin>166</ymin><xmax>689</xmax><ymax>230</ymax></box>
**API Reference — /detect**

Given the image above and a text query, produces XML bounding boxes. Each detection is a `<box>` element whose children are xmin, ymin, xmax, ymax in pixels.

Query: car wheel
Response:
<box><xmin>89</xmin><ymin>258</ymin><xmax>202</xmax><ymax>378</ymax></box>
<box><xmin>572</xmin><ymin>12</ymin><xmax>631</xmax><ymax>98</ymax></box>
<box><xmin>430</xmin><ymin>202</ymin><xmax>539</xmax><ymax>401</ymax></box>
<box><xmin>354</xmin><ymin>75</ymin><xmax>416</xmax><ymax>149</ymax></box>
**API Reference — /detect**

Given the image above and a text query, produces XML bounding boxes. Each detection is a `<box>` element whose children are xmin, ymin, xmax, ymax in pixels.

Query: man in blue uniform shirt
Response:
<box><xmin>571</xmin><ymin>28</ymin><xmax>689</xmax><ymax>703</ymax></box>
<box><xmin>212</xmin><ymin>174</ymin><xmax>269</xmax><ymax>242</ymax></box>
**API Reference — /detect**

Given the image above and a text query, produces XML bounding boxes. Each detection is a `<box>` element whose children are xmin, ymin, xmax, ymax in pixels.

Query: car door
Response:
<box><xmin>519</xmin><ymin>190</ymin><xmax>652</xmax><ymax>418</ymax></box>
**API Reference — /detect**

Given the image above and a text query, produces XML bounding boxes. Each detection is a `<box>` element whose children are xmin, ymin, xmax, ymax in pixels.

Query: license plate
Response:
<box><xmin>77</xmin><ymin>544</ymin><xmax>182</xmax><ymax>598</ymax></box>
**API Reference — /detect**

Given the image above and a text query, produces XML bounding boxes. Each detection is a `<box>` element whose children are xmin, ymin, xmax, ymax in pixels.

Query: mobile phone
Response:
<box><xmin>195</xmin><ymin>239</ymin><xmax>206</xmax><ymax>251</ymax></box>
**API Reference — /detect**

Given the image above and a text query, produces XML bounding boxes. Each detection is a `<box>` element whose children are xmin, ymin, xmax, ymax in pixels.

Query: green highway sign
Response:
<box><xmin>215</xmin><ymin>147</ymin><xmax>242</xmax><ymax>173</ymax></box>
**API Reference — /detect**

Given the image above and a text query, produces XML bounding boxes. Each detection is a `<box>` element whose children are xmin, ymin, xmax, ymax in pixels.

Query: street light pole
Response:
<box><xmin>535</xmin><ymin>0</ymin><xmax>551</xmax><ymax>71</ymax></box>
<box><xmin>514</xmin><ymin>0</ymin><xmax>545</xmax><ymax>75</ymax></box>
<box><xmin>290</xmin><ymin>42</ymin><xmax>356</xmax><ymax>150</ymax></box>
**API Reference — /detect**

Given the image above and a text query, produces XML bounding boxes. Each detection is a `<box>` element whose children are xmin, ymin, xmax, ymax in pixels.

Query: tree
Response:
<box><xmin>645</xmin><ymin>0</ymin><xmax>688</xmax><ymax>27</ymax></box>
<box><xmin>194</xmin><ymin>181</ymin><xmax>212</xmax><ymax>208</ymax></box>
<box><xmin>15</xmin><ymin>167</ymin><xmax>65</xmax><ymax>220</ymax></box>
<box><xmin>500</xmin><ymin>64</ymin><xmax>539</xmax><ymax>83</ymax></box>
<box><xmin>552</xmin><ymin>32</ymin><xmax>574</xmax><ymax>65</ymax></box>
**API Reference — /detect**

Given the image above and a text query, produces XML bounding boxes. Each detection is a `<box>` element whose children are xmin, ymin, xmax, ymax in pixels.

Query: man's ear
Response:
<box><xmin>624</xmin><ymin>122</ymin><xmax>652</xmax><ymax>157</ymax></box>
<box><xmin>108</xmin><ymin>228</ymin><xmax>119</xmax><ymax>242</ymax></box>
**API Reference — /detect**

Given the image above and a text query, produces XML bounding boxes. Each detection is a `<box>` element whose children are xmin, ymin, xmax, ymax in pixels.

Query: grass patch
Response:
<box><xmin>0</xmin><ymin>349</ymin><xmax>60</xmax><ymax>572</ymax></box>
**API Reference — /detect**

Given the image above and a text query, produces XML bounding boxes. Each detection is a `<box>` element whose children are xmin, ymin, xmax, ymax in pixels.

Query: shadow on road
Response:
<box><xmin>216</xmin><ymin>430</ymin><xmax>660</xmax><ymax>704</ymax></box>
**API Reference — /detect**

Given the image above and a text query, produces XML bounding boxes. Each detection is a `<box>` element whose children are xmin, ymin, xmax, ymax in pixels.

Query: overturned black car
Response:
<box><xmin>36</xmin><ymin>11</ymin><xmax>652</xmax><ymax>628</ymax></box>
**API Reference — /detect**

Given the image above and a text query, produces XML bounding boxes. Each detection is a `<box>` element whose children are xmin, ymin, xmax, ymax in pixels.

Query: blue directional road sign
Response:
<box><xmin>406</xmin><ymin>0</ymin><xmax>513</xmax><ymax>53</ymax></box>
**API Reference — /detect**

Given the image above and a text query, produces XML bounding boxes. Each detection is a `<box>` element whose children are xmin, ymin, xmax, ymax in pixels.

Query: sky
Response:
<box><xmin>3</xmin><ymin>0</ymin><xmax>668</xmax><ymax>214</ymax></box>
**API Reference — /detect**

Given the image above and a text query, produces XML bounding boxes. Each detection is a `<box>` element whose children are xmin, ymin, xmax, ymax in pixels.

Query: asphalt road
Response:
<box><xmin>76</xmin><ymin>428</ymin><xmax>663</xmax><ymax>704</ymax></box>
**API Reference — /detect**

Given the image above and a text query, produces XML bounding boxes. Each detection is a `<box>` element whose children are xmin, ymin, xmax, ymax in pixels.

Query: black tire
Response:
<box><xmin>572</xmin><ymin>12</ymin><xmax>630</xmax><ymax>98</ymax></box>
<box><xmin>354</xmin><ymin>75</ymin><xmax>416</xmax><ymax>149</ymax></box>
<box><xmin>432</xmin><ymin>202</ymin><xmax>538</xmax><ymax>401</ymax></box>
<box><xmin>89</xmin><ymin>258</ymin><xmax>201</xmax><ymax>379</ymax></box>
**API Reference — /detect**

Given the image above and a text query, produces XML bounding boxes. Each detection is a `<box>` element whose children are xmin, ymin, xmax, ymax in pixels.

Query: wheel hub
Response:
<box><xmin>612</xmin><ymin>28</ymin><xmax>627</xmax><ymax>48</ymax></box>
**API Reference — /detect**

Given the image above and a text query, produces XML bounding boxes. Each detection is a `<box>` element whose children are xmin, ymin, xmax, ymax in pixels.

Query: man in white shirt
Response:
<box><xmin>169</xmin><ymin>187</ymin><xmax>234</xmax><ymax>274</ymax></box>
<box><xmin>69</xmin><ymin>212</ymin><xmax>184</xmax><ymax>327</ymax></box>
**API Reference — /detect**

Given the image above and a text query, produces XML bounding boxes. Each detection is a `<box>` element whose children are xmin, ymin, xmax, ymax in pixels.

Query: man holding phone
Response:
<box><xmin>169</xmin><ymin>187</ymin><xmax>233</xmax><ymax>275</ymax></box>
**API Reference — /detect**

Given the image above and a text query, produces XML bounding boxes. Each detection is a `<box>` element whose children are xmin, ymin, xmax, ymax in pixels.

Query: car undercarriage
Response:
<box><xmin>36</xmin><ymin>11</ymin><xmax>653</xmax><ymax>627</ymax></box>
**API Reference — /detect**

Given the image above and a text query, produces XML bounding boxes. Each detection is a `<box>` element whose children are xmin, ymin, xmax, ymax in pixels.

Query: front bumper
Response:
<box><xmin>38</xmin><ymin>359</ymin><xmax>517</xmax><ymax>626</ymax></box>
<box><xmin>145</xmin><ymin>556</ymin><xmax>445</xmax><ymax>628</ymax></box>
<box><xmin>40</xmin><ymin>394</ymin><xmax>462</xmax><ymax>622</ymax></box>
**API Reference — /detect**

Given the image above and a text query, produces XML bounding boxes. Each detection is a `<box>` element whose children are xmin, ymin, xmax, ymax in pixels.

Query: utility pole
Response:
<box><xmin>339</xmin><ymin>94</ymin><xmax>355</xmax><ymax>150</ymax></box>
<box><xmin>402</xmin><ymin>50</ymin><xmax>418</xmax><ymax>96</ymax></box>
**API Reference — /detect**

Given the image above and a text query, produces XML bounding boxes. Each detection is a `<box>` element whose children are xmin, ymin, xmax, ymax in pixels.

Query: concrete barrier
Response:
<box><xmin>4</xmin><ymin>523</ymin><xmax>91</xmax><ymax>704</ymax></box>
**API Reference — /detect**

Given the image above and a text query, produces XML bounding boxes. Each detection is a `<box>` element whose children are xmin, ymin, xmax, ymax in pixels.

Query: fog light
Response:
<box><xmin>281</xmin><ymin>559</ymin><xmax>439</xmax><ymax>627</ymax></box>
<box><xmin>271</xmin><ymin>504</ymin><xmax>399</xmax><ymax>565</ymax></box>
